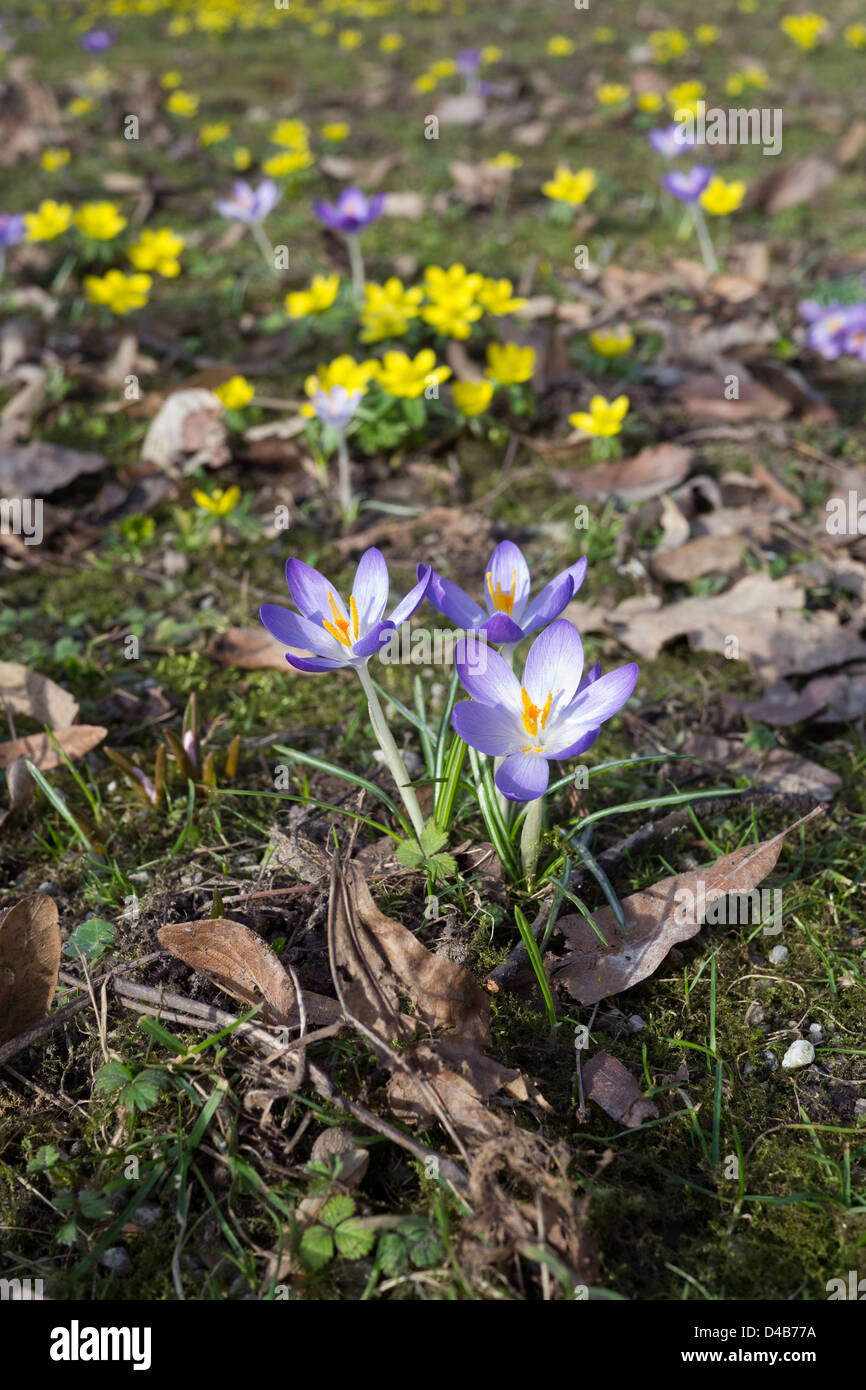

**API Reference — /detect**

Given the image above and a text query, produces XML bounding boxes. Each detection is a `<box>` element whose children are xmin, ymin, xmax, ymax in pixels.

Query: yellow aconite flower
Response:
<box><xmin>726</xmin><ymin>74</ymin><xmax>746</xmax><ymax>97</ymax></box>
<box><xmin>84</xmin><ymin>66</ymin><xmax>110</xmax><ymax>90</ymax></box>
<box><xmin>590</xmin><ymin>326</ymin><xmax>634</xmax><ymax>358</ymax></box>
<box><xmin>127</xmin><ymin>228</ymin><xmax>185</xmax><ymax>278</ymax></box>
<box><xmin>41</xmin><ymin>147</ymin><xmax>70</xmax><ymax>172</ymax></box>
<box><xmin>160</xmin><ymin>70</ymin><xmax>182</xmax><ymax>89</ymax></box>
<box><xmin>487</xmin><ymin>151</ymin><xmax>522</xmax><ymax>170</ymax></box>
<box><xmin>312</xmin><ymin>20</ymin><xmax>333</xmax><ymax>36</ymax></box>
<box><xmin>339</xmin><ymin>30</ymin><xmax>362</xmax><ymax>49</ymax></box>
<box><xmin>485</xmin><ymin>342</ymin><xmax>535</xmax><ymax>385</ymax></box>
<box><xmin>700</xmin><ymin>176</ymin><xmax>746</xmax><ymax>216</ymax></box>
<box><xmin>454</xmin><ymin>380</ymin><xmax>494</xmax><ymax>416</ymax></box>
<box><xmin>285</xmin><ymin>273</ymin><xmax>340</xmax><ymax>318</ymax></box>
<box><xmin>214</xmin><ymin>376</ymin><xmax>255</xmax><ymax>410</ymax></box>
<box><xmin>302</xmin><ymin>355</ymin><xmax>379</xmax><ymax>414</ymax></box>
<box><xmin>84</xmin><ymin>270</ymin><xmax>151</xmax><ymax>315</ymax></box>
<box><xmin>379</xmin><ymin>32</ymin><xmax>404</xmax><ymax>52</ymax></box>
<box><xmin>263</xmin><ymin>150</ymin><xmax>313</xmax><ymax>177</ymax></box>
<box><xmin>844</xmin><ymin>23</ymin><xmax>866</xmax><ymax>48</ymax></box>
<box><xmin>667</xmin><ymin>80</ymin><xmax>704</xmax><ymax>107</ymax></box>
<box><xmin>376</xmin><ymin>349</ymin><xmax>451</xmax><ymax>399</ymax></box>
<box><xmin>421</xmin><ymin>297</ymin><xmax>482</xmax><ymax>339</ymax></box>
<box><xmin>547</xmin><ymin>36</ymin><xmax>575</xmax><ymax>56</ymax></box>
<box><xmin>192</xmin><ymin>486</ymin><xmax>241</xmax><ymax>517</ymax></box>
<box><xmin>637</xmin><ymin>92</ymin><xmax>664</xmax><ymax>112</ymax></box>
<box><xmin>780</xmin><ymin>13</ymin><xmax>827</xmax><ymax>49</ymax></box>
<box><xmin>694</xmin><ymin>24</ymin><xmax>720</xmax><ymax>45</ymax></box>
<box><xmin>67</xmin><ymin>96</ymin><xmax>95</xmax><ymax>116</ymax></box>
<box><xmin>270</xmin><ymin>119</ymin><xmax>310</xmax><ymax>150</ymax></box>
<box><xmin>75</xmin><ymin>201</ymin><xmax>127</xmax><ymax>240</ymax></box>
<box><xmin>429</xmin><ymin>58</ymin><xmax>456</xmax><ymax>76</ymax></box>
<box><xmin>593</xmin><ymin>27</ymin><xmax>616</xmax><ymax>43</ymax></box>
<box><xmin>166</xmin><ymin>91</ymin><xmax>199</xmax><ymax>117</ymax></box>
<box><xmin>233</xmin><ymin>147</ymin><xmax>252</xmax><ymax>170</ymax></box>
<box><xmin>25</xmin><ymin>200</ymin><xmax>73</xmax><ymax>241</ymax></box>
<box><xmin>476</xmin><ymin>277</ymin><xmax>526</xmax><ymax>316</ymax></box>
<box><xmin>360</xmin><ymin>278</ymin><xmax>424</xmax><ymax>341</ymax></box>
<box><xmin>597</xmin><ymin>83</ymin><xmax>630</xmax><ymax>106</ymax></box>
<box><xmin>570</xmin><ymin>394</ymin><xmax>629</xmax><ymax>438</ymax></box>
<box><xmin>424</xmin><ymin>263</ymin><xmax>483</xmax><ymax>301</ymax></box>
<box><xmin>199</xmin><ymin>122</ymin><xmax>230</xmax><ymax>146</ymax></box>
<box><xmin>321</xmin><ymin>122</ymin><xmax>350</xmax><ymax>142</ymax></box>
<box><xmin>413</xmin><ymin>74</ymin><xmax>437</xmax><ymax>93</ymax></box>
<box><xmin>542</xmin><ymin>166</ymin><xmax>597</xmax><ymax>206</ymax></box>
<box><xmin>482</xmin><ymin>45</ymin><xmax>502</xmax><ymax>62</ymax></box>
<box><xmin>649</xmin><ymin>27</ymin><xmax>689</xmax><ymax>61</ymax></box>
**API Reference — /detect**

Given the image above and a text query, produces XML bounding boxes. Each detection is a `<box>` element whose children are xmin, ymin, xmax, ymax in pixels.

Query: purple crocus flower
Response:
<box><xmin>422</xmin><ymin>540</ymin><xmax>587</xmax><ymax>646</ymax></box>
<box><xmin>261</xmin><ymin>547</ymin><xmax>431</xmax><ymax>673</ymax></box>
<box><xmin>312</xmin><ymin>384</ymin><xmax>361</xmax><ymax>431</ymax></box>
<box><xmin>457</xmin><ymin>48</ymin><xmax>482</xmax><ymax>74</ymax></box>
<box><xmin>0</xmin><ymin>213</ymin><xmax>25</xmax><ymax>247</ymax></box>
<box><xmin>80</xmin><ymin>29</ymin><xmax>114</xmax><ymax>52</ymax></box>
<box><xmin>800</xmin><ymin>300</ymin><xmax>859</xmax><ymax>360</ymax></box>
<box><xmin>649</xmin><ymin>123</ymin><xmax>695</xmax><ymax>157</ymax></box>
<box><xmin>312</xmin><ymin>187</ymin><xmax>384</xmax><ymax>235</ymax></box>
<box><xmin>451</xmin><ymin>619</ymin><xmax>638</xmax><ymax>801</ymax></box>
<box><xmin>214</xmin><ymin>179</ymin><xmax>281</xmax><ymax>224</ymax></box>
<box><xmin>842</xmin><ymin>304</ymin><xmax>866</xmax><ymax>361</ymax></box>
<box><xmin>662</xmin><ymin>165</ymin><xmax>712</xmax><ymax>203</ymax></box>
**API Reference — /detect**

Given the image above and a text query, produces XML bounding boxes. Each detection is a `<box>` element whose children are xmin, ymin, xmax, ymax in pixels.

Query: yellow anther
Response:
<box><xmin>486</xmin><ymin>567</ymin><xmax>517</xmax><ymax>615</ymax></box>
<box><xmin>323</xmin><ymin>590</ymin><xmax>352</xmax><ymax>647</ymax></box>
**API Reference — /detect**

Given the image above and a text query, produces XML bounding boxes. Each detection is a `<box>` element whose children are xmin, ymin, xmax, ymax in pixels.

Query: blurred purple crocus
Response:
<box><xmin>80</xmin><ymin>29</ymin><xmax>113</xmax><ymax>52</ymax></box>
<box><xmin>451</xmin><ymin>619</ymin><xmax>638</xmax><ymax>801</ymax></box>
<box><xmin>214</xmin><ymin>179</ymin><xmax>281</xmax><ymax>224</ymax></box>
<box><xmin>422</xmin><ymin>540</ymin><xmax>587</xmax><ymax>647</ymax></box>
<box><xmin>312</xmin><ymin>384</ymin><xmax>361</xmax><ymax>432</ymax></box>
<box><xmin>800</xmin><ymin>300</ymin><xmax>866</xmax><ymax>361</ymax></box>
<box><xmin>649</xmin><ymin>123</ymin><xmax>695</xmax><ymax>157</ymax></box>
<box><xmin>843</xmin><ymin>305</ymin><xmax>866</xmax><ymax>361</ymax></box>
<box><xmin>312</xmin><ymin>187</ymin><xmax>384</xmax><ymax>235</ymax></box>
<box><xmin>662</xmin><ymin>165</ymin><xmax>711</xmax><ymax>203</ymax></box>
<box><xmin>0</xmin><ymin>213</ymin><xmax>25</xmax><ymax>247</ymax></box>
<box><xmin>261</xmin><ymin>547</ymin><xmax>431</xmax><ymax>673</ymax></box>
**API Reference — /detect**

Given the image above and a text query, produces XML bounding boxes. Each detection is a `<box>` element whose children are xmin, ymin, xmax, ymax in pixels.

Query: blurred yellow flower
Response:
<box><xmin>214</xmin><ymin>376</ymin><xmax>255</xmax><ymax>410</ymax></box>
<box><xmin>597</xmin><ymin>83</ymin><xmax>630</xmax><ymax>106</ymax></box>
<box><xmin>192</xmin><ymin>486</ymin><xmax>241</xmax><ymax>517</ymax></box>
<box><xmin>41</xmin><ymin>147</ymin><xmax>70</xmax><ymax>172</ymax></box>
<box><xmin>547</xmin><ymin>36</ymin><xmax>575</xmax><ymax>56</ymax></box>
<box><xmin>303</xmin><ymin>355</ymin><xmax>379</xmax><ymax>414</ymax></box>
<box><xmin>845</xmin><ymin>23</ymin><xmax>866</xmax><ymax>48</ymax></box>
<box><xmin>160</xmin><ymin>70</ymin><xmax>182</xmax><ymax>89</ymax></box>
<box><xmin>476</xmin><ymin>277</ymin><xmax>526</xmax><ymax>315</ymax></box>
<box><xmin>481</xmin><ymin>45</ymin><xmax>502</xmax><ymax>62</ymax></box>
<box><xmin>485</xmin><ymin>342</ymin><xmax>535</xmax><ymax>385</ymax></box>
<box><xmin>67</xmin><ymin>96</ymin><xmax>95</xmax><ymax>116</ymax></box>
<box><xmin>285</xmin><ymin>273</ymin><xmax>340</xmax><ymax>318</ymax></box>
<box><xmin>700</xmin><ymin>176</ymin><xmax>746</xmax><ymax>215</ymax></box>
<box><xmin>338</xmin><ymin>29</ymin><xmax>362</xmax><ymax>49</ymax></box>
<box><xmin>569</xmin><ymin>394</ymin><xmax>629</xmax><ymax>438</ymax></box>
<box><xmin>270</xmin><ymin>120</ymin><xmax>310</xmax><ymax>150</ymax></box>
<box><xmin>589</xmin><ymin>326</ymin><xmax>634</xmax><ymax>358</ymax></box>
<box><xmin>233</xmin><ymin>147</ymin><xmax>252</xmax><ymax>171</ymax></box>
<box><xmin>695</xmin><ymin>25</ymin><xmax>720</xmax><ymax>45</ymax></box>
<box><xmin>199</xmin><ymin>122</ymin><xmax>230</xmax><ymax>146</ymax></box>
<box><xmin>636</xmin><ymin>92</ymin><xmax>664</xmax><ymax>113</ymax></box>
<box><xmin>542</xmin><ymin>166</ymin><xmax>597</xmax><ymax>206</ymax></box>
<box><xmin>84</xmin><ymin>270</ymin><xmax>151</xmax><ymax>315</ymax></box>
<box><xmin>127</xmin><ymin>228</ymin><xmax>185</xmax><ymax>277</ymax></box>
<box><xmin>379</xmin><ymin>32</ymin><xmax>404</xmax><ymax>52</ymax></box>
<box><xmin>592</xmin><ymin>27</ymin><xmax>616</xmax><ymax>43</ymax></box>
<box><xmin>360</xmin><ymin>277</ymin><xmax>424</xmax><ymax>341</ymax></box>
<box><xmin>321</xmin><ymin>122</ymin><xmax>350</xmax><ymax>142</ymax></box>
<box><xmin>166</xmin><ymin>91</ymin><xmax>199</xmax><ymax>117</ymax></box>
<box><xmin>376</xmin><ymin>349</ymin><xmax>450</xmax><ymax>399</ymax></box>
<box><xmin>649</xmin><ymin>27</ymin><xmax>689</xmax><ymax>62</ymax></box>
<box><xmin>75</xmin><ymin>201</ymin><xmax>127</xmax><ymax>240</ymax></box>
<box><xmin>413</xmin><ymin>74</ymin><xmax>437</xmax><ymax>93</ymax></box>
<box><xmin>262</xmin><ymin>150</ymin><xmax>313</xmax><ymax>177</ymax></box>
<box><xmin>454</xmin><ymin>380</ymin><xmax>494</xmax><ymax>416</ymax></box>
<box><xmin>429</xmin><ymin>58</ymin><xmax>456</xmax><ymax>76</ymax></box>
<box><xmin>667</xmin><ymin>80</ymin><xmax>705</xmax><ymax>107</ymax></box>
<box><xmin>780</xmin><ymin>13</ymin><xmax>827</xmax><ymax>49</ymax></box>
<box><xmin>25</xmin><ymin>200</ymin><xmax>73</xmax><ymax>241</ymax></box>
<box><xmin>487</xmin><ymin>151</ymin><xmax>522</xmax><ymax>170</ymax></box>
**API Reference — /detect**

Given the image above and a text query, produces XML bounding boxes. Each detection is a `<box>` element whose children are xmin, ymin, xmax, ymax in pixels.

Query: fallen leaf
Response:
<box><xmin>677</xmin><ymin>373</ymin><xmax>790</xmax><ymax>422</ymax></box>
<box><xmin>435</xmin><ymin>92</ymin><xmax>485</xmax><ymax>126</ymax></box>
<box><xmin>583</xmin><ymin>1052</ymin><xmax>659</xmax><ymax>1128</ymax></box>
<box><xmin>157</xmin><ymin>917</ymin><xmax>341</xmax><ymax>1025</ymax></box>
<box><xmin>0</xmin><ymin>757</ymin><xmax>35</xmax><ymax>832</ymax></box>
<box><xmin>0</xmin><ymin>663</ymin><xmax>79</xmax><ymax>728</ymax></box>
<box><xmin>649</xmin><ymin>533</ymin><xmax>744</xmax><ymax>582</ymax></box>
<box><xmin>557</xmin><ymin>442</ymin><xmax>693</xmax><ymax>503</ymax></box>
<box><xmin>0</xmin><ymin>441</ymin><xmax>105</xmax><ymax>498</ymax></box>
<box><xmin>554</xmin><ymin>809</ymin><xmax>824</xmax><ymax>1004</ymax></box>
<box><xmin>140</xmin><ymin>388</ymin><xmax>230</xmax><ymax>474</ymax></box>
<box><xmin>751</xmin><ymin>155</ymin><xmax>836</xmax><ymax>214</ymax></box>
<box><xmin>0</xmin><ymin>725</ymin><xmax>107</xmax><ymax>772</ymax></box>
<box><xmin>837</xmin><ymin>118</ymin><xmax>866</xmax><ymax>167</ymax></box>
<box><xmin>680</xmin><ymin>734</ymin><xmax>841</xmax><ymax>801</ymax></box>
<box><xmin>205</xmin><ymin>626</ymin><xmax>311</xmax><ymax>671</ymax></box>
<box><xmin>0</xmin><ymin>894</ymin><xmax>61</xmax><ymax>1044</ymax></box>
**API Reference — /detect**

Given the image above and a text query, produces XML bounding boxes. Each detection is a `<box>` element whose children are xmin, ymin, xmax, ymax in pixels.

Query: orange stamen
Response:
<box><xmin>323</xmin><ymin>590</ymin><xmax>352</xmax><ymax>647</ymax></box>
<box><xmin>486</xmin><ymin>567</ymin><xmax>517</xmax><ymax>615</ymax></box>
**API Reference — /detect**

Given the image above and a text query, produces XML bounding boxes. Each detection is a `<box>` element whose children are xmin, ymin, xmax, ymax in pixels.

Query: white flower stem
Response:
<box><xmin>356</xmin><ymin>664</ymin><xmax>425</xmax><ymax>840</ymax></box>
<box><xmin>346</xmin><ymin>233</ymin><xmax>365</xmax><ymax>304</ymax></box>
<box><xmin>250</xmin><ymin>220</ymin><xmax>277</xmax><ymax>275</ymax></box>
<box><xmin>335</xmin><ymin>430</ymin><xmax>354</xmax><ymax>519</ymax></box>
<box><xmin>520</xmin><ymin>795</ymin><xmax>544</xmax><ymax>882</ymax></box>
<box><xmin>691</xmin><ymin>203</ymin><xmax>719</xmax><ymax>275</ymax></box>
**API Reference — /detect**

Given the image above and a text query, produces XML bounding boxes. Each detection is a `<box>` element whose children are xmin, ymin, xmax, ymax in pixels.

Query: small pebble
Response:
<box><xmin>782</xmin><ymin>1040</ymin><xmax>815</xmax><ymax>1070</ymax></box>
<box><xmin>99</xmin><ymin>1246</ymin><xmax>132</xmax><ymax>1275</ymax></box>
<box><xmin>761</xmin><ymin>1048</ymin><xmax>779</xmax><ymax>1072</ymax></box>
<box><xmin>854</xmin><ymin>1099</ymin><xmax>866</xmax><ymax>1117</ymax></box>
<box><xmin>628</xmin><ymin>1015</ymin><xmax>645</xmax><ymax>1033</ymax></box>
<box><xmin>37</xmin><ymin>881</ymin><xmax>59</xmax><ymax>895</ymax></box>
<box><xmin>808</xmin><ymin>1023</ymin><xmax>823</xmax><ymax>1044</ymax></box>
<box><xmin>130</xmin><ymin>1203</ymin><xmax>161</xmax><ymax>1229</ymax></box>
<box><xmin>744</xmin><ymin>1001</ymin><xmax>764</xmax><ymax>1026</ymax></box>
<box><xmin>769</xmin><ymin>945</ymin><xmax>789</xmax><ymax>965</ymax></box>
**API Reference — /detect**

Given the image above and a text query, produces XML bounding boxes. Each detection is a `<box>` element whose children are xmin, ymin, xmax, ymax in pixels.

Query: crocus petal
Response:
<box><xmin>576</xmin><ymin>660</ymin><xmax>601</xmax><ymax>693</ymax></box>
<box><xmin>550</xmin><ymin>727</ymin><xmax>600</xmax><ymax>760</ymax></box>
<box><xmin>520</xmin><ymin>570</ymin><xmax>578</xmax><ymax>635</ymax></box>
<box><xmin>495</xmin><ymin>752</ymin><xmax>550</xmax><ymax>802</ymax></box>
<box><xmin>388</xmin><ymin>566</ymin><xmax>432</xmax><ymax>626</ymax></box>
<box><xmin>259</xmin><ymin>603</ymin><xmax>341</xmax><ymax>657</ymax></box>
<box><xmin>351</xmin><ymin>547</ymin><xmax>390</xmax><ymax>631</ymax></box>
<box><xmin>286</xmin><ymin>653</ymin><xmax>346</xmax><ymax>673</ymax></box>
<box><xmin>522</xmin><ymin>619</ymin><xmax>584</xmax><ymax>710</ymax></box>
<box><xmin>549</xmin><ymin>662</ymin><xmax>638</xmax><ymax>751</ymax></box>
<box><xmin>485</xmin><ymin>540</ymin><xmax>531</xmax><ymax>619</ymax></box>
<box><xmin>353</xmin><ymin>619</ymin><xmax>395</xmax><ymax>658</ymax></box>
<box><xmin>423</xmin><ymin>567</ymin><xmax>486</xmax><ymax>628</ymax></box>
<box><xmin>451</xmin><ymin>700</ymin><xmax>525</xmax><ymax>756</ymax></box>
<box><xmin>456</xmin><ymin>642</ymin><xmax>521</xmax><ymax>707</ymax></box>
<box><xmin>286</xmin><ymin>557</ymin><xmax>346</xmax><ymax>624</ymax></box>
<box><xmin>367</xmin><ymin>192</ymin><xmax>385</xmax><ymax>221</ymax></box>
<box><xmin>483</xmin><ymin>610</ymin><xmax>526</xmax><ymax>644</ymax></box>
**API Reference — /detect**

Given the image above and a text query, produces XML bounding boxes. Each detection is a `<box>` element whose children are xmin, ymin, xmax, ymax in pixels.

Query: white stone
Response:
<box><xmin>781</xmin><ymin>1040</ymin><xmax>815</xmax><ymax>1070</ymax></box>
<box><xmin>769</xmin><ymin>945</ymin><xmax>789</xmax><ymax>965</ymax></box>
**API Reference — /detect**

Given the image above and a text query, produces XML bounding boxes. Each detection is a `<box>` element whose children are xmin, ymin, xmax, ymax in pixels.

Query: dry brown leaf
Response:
<box><xmin>0</xmin><ymin>662</ymin><xmax>79</xmax><ymax>728</ymax></box>
<box><xmin>140</xmin><ymin>388</ymin><xmax>230</xmax><ymax>474</ymax></box>
<box><xmin>677</xmin><ymin>374</ymin><xmax>790</xmax><ymax>422</ymax></box>
<box><xmin>837</xmin><ymin>119</ymin><xmax>866</xmax><ymax>167</ymax></box>
<box><xmin>205</xmin><ymin>626</ymin><xmax>310</xmax><ymax>672</ymax></box>
<box><xmin>583</xmin><ymin>1052</ymin><xmax>659</xmax><ymax>1128</ymax></box>
<box><xmin>0</xmin><ymin>725</ymin><xmax>107</xmax><ymax>772</ymax></box>
<box><xmin>0</xmin><ymin>894</ymin><xmax>61</xmax><ymax>1044</ymax></box>
<box><xmin>157</xmin><ymin>917</ymin><xmax>341</xmax><ymax>1025</ymax></box>
<box><xmin>559</xmin><ymin>442</ymin><xmax>693</xmax><ymax>503</ymax></box>
<box><xmin>554</xmin><ymin>808</ymin><xmax>824</xmax><ymax>1004</ymax></box>
<box><xmin>0</xmin><ymin>757</ymin><xmax>35</xmax><ymax>832</ymax></box>
<box><xmin>751</xmin><ymin>155</ymin><xmax>836</xmax><ymax>214</ymax></box>
<box><xmin>649</xmin><ymin>533</ymin><xmax>745</xmax><ymax>582</ymax></box>
<box><xmin>680</xmin><ymin>734</ymin><xmax>841</xmax><ymax>801</ymax></box>
<box><xmin>731</xmin><ymin>678</ymin><xmax>827</xmax><ymax>727</ymax></box>
<box><xmin>265</xmin><ymin>826</ymin><xmax>329</xmax><ymax>884</ymax></box>
<box><xmin>0</xmin><ymin>365</ymin><xmax>47</xmax><ymax>441</ymax></box>
<box><xmin>0</xmin><ymin>441</ymin><xmax>105</xmax><ymax>498</ymax></box>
